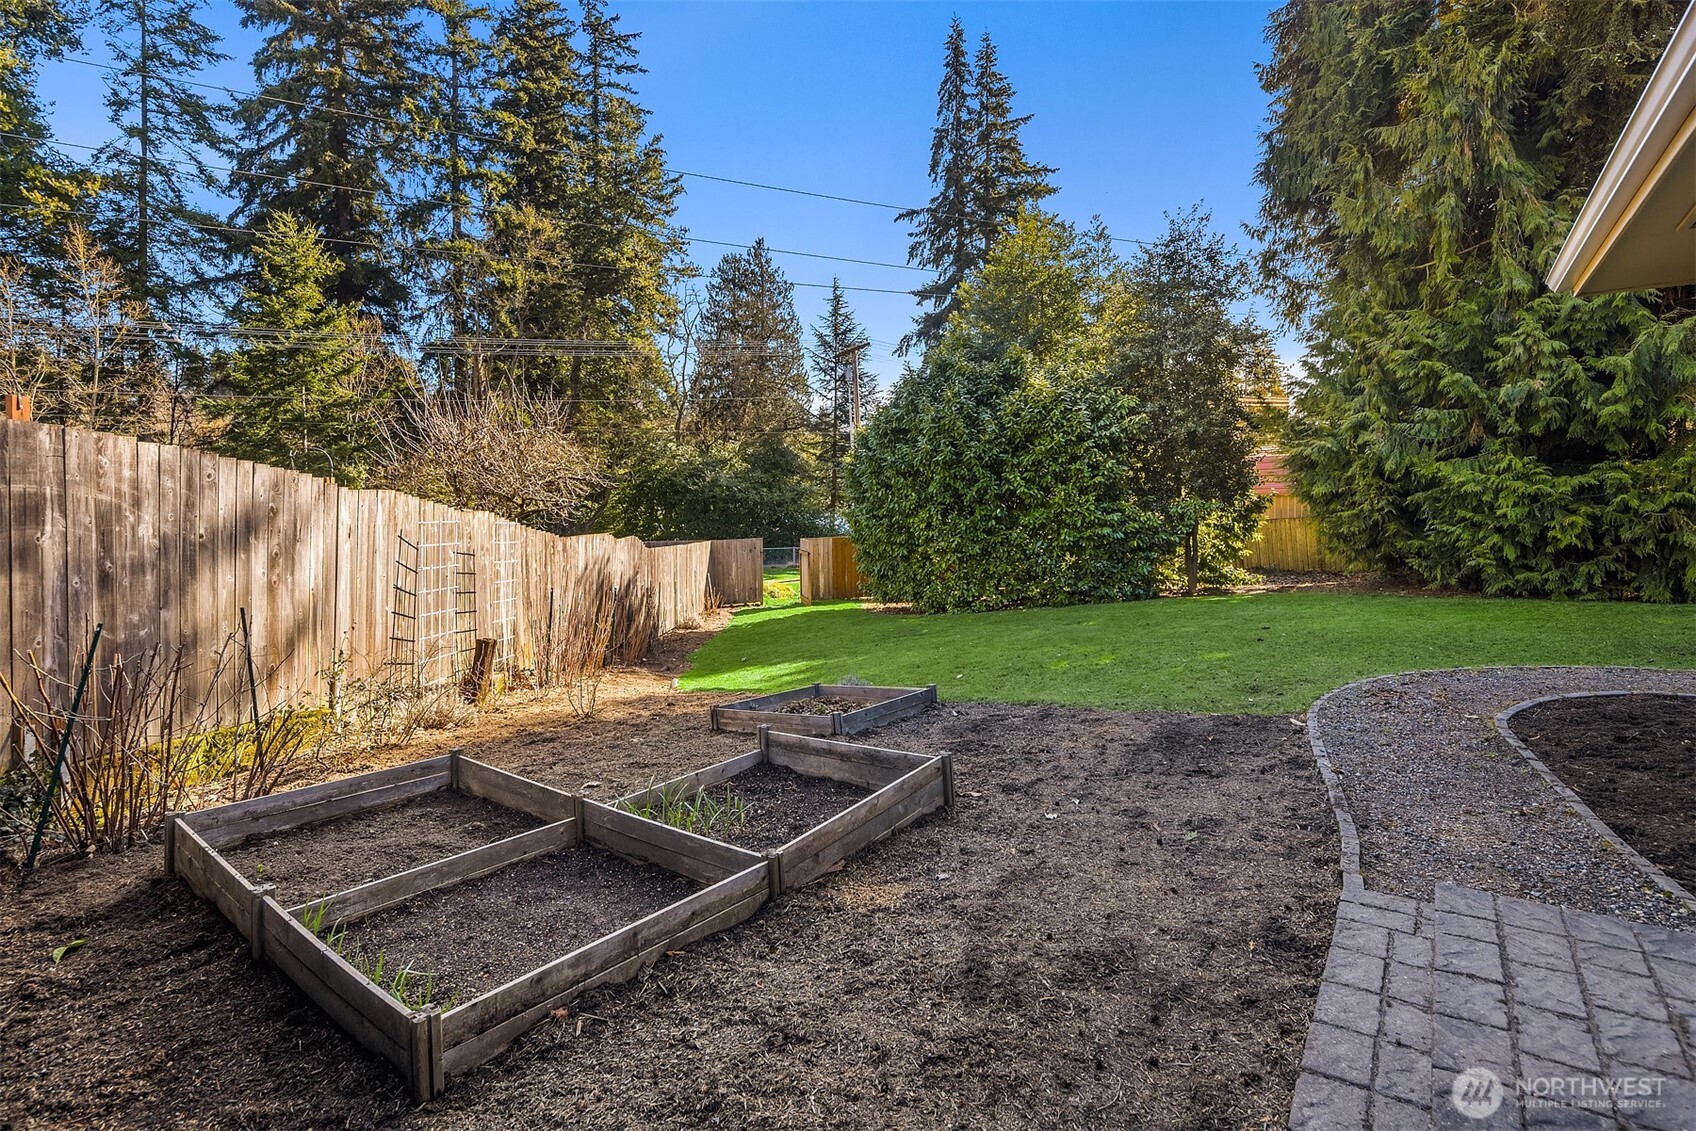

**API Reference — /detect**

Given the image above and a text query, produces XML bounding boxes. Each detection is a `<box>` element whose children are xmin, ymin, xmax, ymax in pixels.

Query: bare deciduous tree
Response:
<box><xmin>379</xmin><ymin>386</ymin><xmax>606</xmax><ymax>532</ymax></box>
<box><xmin>51</xmin><ymin>226</ymin><xmax>171</xmax><ymax>436</ymax></box>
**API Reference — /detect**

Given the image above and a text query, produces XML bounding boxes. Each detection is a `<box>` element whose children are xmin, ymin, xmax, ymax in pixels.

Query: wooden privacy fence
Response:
<box><xmin>798</xmin><ymin>536</ymin><xmax>866</xmax><ymax>603</ymax></box>
<box><xmin>648</xmin><ymin>537</ymin><xmax>763</xmax><ymax>606</ymax></box>
<box><xmin>1241</xmin><ymin>495</ymin><xmax>1354</xmax><ymax>572</ymax></box>
<box><xmin>704</xmin><ymin>538</ymin><xmax>763</xmax><ymax>606</ymax></box>
<box><xmin>0</xmin><ymin>420</ymin><xmax>725</xmax><ymax>757</ymax></box>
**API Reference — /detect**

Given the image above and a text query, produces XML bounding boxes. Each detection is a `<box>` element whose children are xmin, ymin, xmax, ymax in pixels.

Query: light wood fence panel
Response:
<box><xmin>1241</xmin><ymin>495</ymin><xmax>1355</xmax><ymax>573</ymax></box>
<box><xmin>0</xmin><ymin>421</ymin><xmax>722</xmax><ymax>768</ymax></box>
<box><xmin>705</xmin><ymin>538</ymin><xmax>763</xmax><ymax>606</ymax></box>
<box><xmin>798</xmin><ymin>536</ymin><xmax>866</xmax><ymax>603</ymax></box>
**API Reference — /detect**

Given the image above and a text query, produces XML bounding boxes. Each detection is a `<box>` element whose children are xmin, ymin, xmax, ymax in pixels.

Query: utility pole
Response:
<box><xmin>838</xmin><ymin>341</ymin><xmax>867</xmax><ymax>451</ymax></box>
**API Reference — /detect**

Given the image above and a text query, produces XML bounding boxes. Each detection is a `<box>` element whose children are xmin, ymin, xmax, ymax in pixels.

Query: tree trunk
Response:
<box><xmin>1184</xmin><ymin>530</ymin><xmax>1198</xmax><ymax>597</ymax></box>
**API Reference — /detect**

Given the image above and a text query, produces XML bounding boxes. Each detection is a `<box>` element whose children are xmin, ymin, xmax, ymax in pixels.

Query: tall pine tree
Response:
<box><xmin>967</xmin><ymin>33</ymin><xmax>1056</xmax><ymax>261</ymax></box>
<box><xmin>897</xmin><ymin>20</ymin><xmax>1055</xmax><ymax>355</ymax></box>
<box><xmin>90</xmin><ymin>0</ymin><xmax>229</xmax><ymax>316</ymax></box>
<box><xmin>807</xmin><ymin>279</ymin><xmax>875</xmax><ymax>521</ymax></box>
<box><xmin>556</xmin><ymin>0</ymin><xmax>683</xmax><ymax>426</ymax></box>
<box><xmin>1258</xmin><ymin>0</ymin><xmax>1696</xmax><ymax>599</ymax></box>
<box><xmin>693</xmin><ymin>238</ymin><xmax>809</xmax><ymax>442</ymax></box>
<box><xmin>220</xmin><ymin>213</ymin><xmax>378</xmax><ymax>482</ymax></box>
<box><xmin>485</xmin><ymin>0</ymin><xmax>578</xmax><ymax>213</ymax></box>
<box><xmin>418</xmin><ymin>0</ymin><xmax>495</xmax><ymax>389</ymax></box>
<box><xmin>230</xmin><ymin>0</ymin><xmax>430</xmax><ymax>317</ymax></box>
<box><xmin>1</xmin><ymin>0</ymin><xmax>90</xmax><ymax>270</ymax></box>
<box><xmin>478</xmin><ymin>0</ymin><xmax>682</xmax><ymax>430</ymax></box>
<box><xmin>896</xmin><ymin>19</ymin><xmax>973</xmax><ymax>356</ymax></box>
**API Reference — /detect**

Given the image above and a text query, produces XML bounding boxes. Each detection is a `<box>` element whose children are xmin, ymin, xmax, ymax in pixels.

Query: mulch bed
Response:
<box><xmin>336</xmin><ymin>845</ymin><xmax>700</xmax><ymax>1004</ymax></box>
<box><xmin>219</xmin><ymin>790</ymin><xmax>542</xmax><ymax>907</ymax></box>
<box><xmin>1510</xmin><ymin>693</ymin><xmax>1696</xmax><ymax>893</ymax></box>
<box><xmin>708</xmin><ymin>762</ymin><xmax>870</xmax><ymax>851</ymax></box>
<box><xmin>0</xmin><ymin>684</ymin><xmax>1337</xmax><ymax>1130</ymax></box>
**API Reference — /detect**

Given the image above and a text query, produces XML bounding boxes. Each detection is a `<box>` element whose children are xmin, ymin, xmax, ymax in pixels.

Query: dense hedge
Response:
<box><xmin>604</xmin><ymin>434</ymin><xmax>833</xmax><ymax>546</ymax></box>
<box><xmin>845</xmin><ymin>341</ymin><xmax>1180</xmax><ymax>612</ymax></box>
<box><xmin>1260</xmin><ymin>0</ymin><xmax>1696</xmax><ymax>600</ymax></box>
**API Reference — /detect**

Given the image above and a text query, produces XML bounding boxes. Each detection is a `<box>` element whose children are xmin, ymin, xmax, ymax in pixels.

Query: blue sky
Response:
<box><xmin>35</xmin><ymin>0</ymin><xmax>1289</xmax><ymax>388</ymax></box>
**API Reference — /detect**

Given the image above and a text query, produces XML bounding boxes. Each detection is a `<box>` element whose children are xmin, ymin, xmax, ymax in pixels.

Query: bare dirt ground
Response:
<box><xmin>1510</xmin><ymin>692</ymin><xmax>1696</xmax><ymax>892</ymax></box>
<box><xmin>1</xmin><ymin>623</ymin><xmax>1338</xmax><ymax>1130</ymax></box>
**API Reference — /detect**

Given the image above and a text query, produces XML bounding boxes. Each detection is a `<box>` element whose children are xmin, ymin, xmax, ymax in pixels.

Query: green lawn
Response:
<box><xmin>679</xmin><ymin>592</ymin><xmax>1696</xmax><ymax>714</ymax></box>
<box><xmin>761</xmin><ymin>567</ymin><xmax>800</xmax><ymax>605</ymax></box>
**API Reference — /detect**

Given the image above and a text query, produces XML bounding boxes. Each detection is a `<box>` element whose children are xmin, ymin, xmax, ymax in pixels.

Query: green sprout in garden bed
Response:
<box><xmin>616</xmin><ymin>780</ymin><xmax>750</xmax><ymax>838</ymax></box>
<box><xmin>300</xmin><ymin>899</ymin><xmax>458</xmax><ymax>1011</ymax></box>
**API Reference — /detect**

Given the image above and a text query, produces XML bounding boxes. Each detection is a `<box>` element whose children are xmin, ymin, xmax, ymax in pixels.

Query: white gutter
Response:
<box><xmin>1545</xmin><ymin>0</ymin><xmax>1696</xmax><ymax>293</ymax></box>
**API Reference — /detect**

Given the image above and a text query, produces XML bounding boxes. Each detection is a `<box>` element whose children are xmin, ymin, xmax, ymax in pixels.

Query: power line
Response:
<box><xmin>60</xmin><ymin>54</ymin><xmax>918</xmax><ymax>215</ymax></box>
<box><xmin>0</xmin><ymin>197</ymin><xmax>941</xmax><ymax>296</ymax></box>
<box><xmin>37</xmin><ymin>131</ymin><xmax>931</xmax><ymax>274</ymax></box>
<box><xmin>55</xmin><ymin>54</ymin><xmax>1152</xmax><ymax>248</ymax></box>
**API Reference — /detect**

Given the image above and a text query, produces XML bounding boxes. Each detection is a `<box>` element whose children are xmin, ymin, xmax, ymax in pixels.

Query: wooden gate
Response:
<box><xmin>798</xmin><ymin>536</ymin><xmax>866</xmax><ymax>603</ymax></box>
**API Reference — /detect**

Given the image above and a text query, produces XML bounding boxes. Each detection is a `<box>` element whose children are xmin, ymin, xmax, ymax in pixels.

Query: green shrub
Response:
<box><xmin>846</xmin><ymin>340</ymin><xmax>1180</xmax><ymax>612</ymax></box>
<box><xmin>1260</xmin><ymin>1</ymin><xmax>1696</xmax><ymax>599</ymax></box>
<box><xmin>604</xmin><ymin>433</ymin><xmax>832</xmax><ymax>545</ymax></box>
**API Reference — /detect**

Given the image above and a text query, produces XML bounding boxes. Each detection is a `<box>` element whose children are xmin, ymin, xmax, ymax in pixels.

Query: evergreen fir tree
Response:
<box><xmin>90</xmin><ymin>0</ymin><xmax>229</xmax><ymax>316</ymax></box>
<box><xmin>898</xmin><ymin>21</ymin><xmax>1056</xmax><ymax>355</ymax></box>
<box><xmin>484</xmin><ymin>0</ymin><xmax>578</xmax><ymax>213</ymax></box>
<box><xmin>693</xmin><ymin>239</ymin><xmax>810</xmax><ymax>442</ymax></box>
<box><xmin>1109</xmin><ymin>207</ymin><xmax>1278</xmax><ymax>595</ymax></box>
<box><xmin>967</xmin><ymin>33</ymin><xmax>1056</xmax><ymax>259</ymax></box>
<box><xmin>807</xmin><ymin>279</ymin><xmax>875</xmax><ymax>521</ymax></box>
<box><xmin>230</xmin><ymin>0</ymin><xmax>430</xmax><ymax>317</ymax></box>
<box><xmin>479</xmin><ymin>0</ymin><xmax>682</xmax><ymax>429</ymax></box>
<box><xmin>895</xmin><ymin>19</ymin><xmax>974</xmax><ymax>355</ymax></box>
<box><xmin>418</xmin><ymin>0</ymin><xmax>496</xmax><ymax>389</ymax></box>
<box><xmin>1257</xmin><ymin>0</ymin><xmax>1696</xmax><ymax>599</ymax></box>
<box><xmin>0</xmin><ymin>1</ymin><xmax>90</xmax><ymax>269</ymax></box>
<box><xmin>556</xmin><ymin>0</ymin><xmax>684</xmax><ymax>425</ymax></box>
<box><xmin>220</xmin><ymin>214</ymin><xmax>376</xmax><ymax>482</ymax></box>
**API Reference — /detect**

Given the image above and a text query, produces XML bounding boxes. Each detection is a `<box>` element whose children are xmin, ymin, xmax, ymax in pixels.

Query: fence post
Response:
<box><xmin>3</xmin><ymin>394</ymin><xmax>30</xmax><ymax>421</ymax></box>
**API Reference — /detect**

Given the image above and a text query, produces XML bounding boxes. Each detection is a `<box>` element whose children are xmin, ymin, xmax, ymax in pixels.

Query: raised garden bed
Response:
<box><xmin>169</xmin><ymin>751</ymin><xmax>765</xmax><ymax>1103</ymax></box>
<box><xmin>709</xmin><ymin>682</ymin><xmax>938</xmax><ymax>736</ymax></box>
<box><xmin>219</xmin><ymin>788</ymin><xmax>543</xmax><ymax>906</ymax></box>
<box><xmin>619</xmin><ymin>726</ymin><xmax>953</xmax><ymax>895</ymax></box>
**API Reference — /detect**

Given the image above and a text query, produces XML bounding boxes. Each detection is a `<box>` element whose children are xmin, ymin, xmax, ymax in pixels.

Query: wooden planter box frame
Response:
<box><xmin>168</xmin><ymin>752</ymin><xmax>765</xmax><ymax>1103</ymax></box>
<box><xmin>619</xmin><ymin>726</ymin><xmax>954</xmax><ymax>896</ymax></box>
<box><xmin>710</xmin><ymin>683</ymin><xmax>938</xmax><ymax>736</ymax></box>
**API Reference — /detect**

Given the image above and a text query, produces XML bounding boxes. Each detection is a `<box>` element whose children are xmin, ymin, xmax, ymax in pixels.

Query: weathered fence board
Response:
<box><xmin>705</xmin><ymin>537</ymin><xmax>763</xmax><ymax>606</ymax></box>
<box><xmin>0</xmin><ymin>421</ymin><xmax>748</xmax><ymax>766</ymax></box>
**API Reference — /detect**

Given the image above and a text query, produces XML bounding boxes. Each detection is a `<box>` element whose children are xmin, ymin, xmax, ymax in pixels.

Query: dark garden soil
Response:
<box><xmin>0</xmin><ymin>664</ymin><xmax>1339</xmax><ymax>1131</ymax></box>
<box><xmin>710</xmin><ymin>762</ymin><xmax>871</xmax><ymax>851</ymax></box>
<box><xmin>1509</xmin><ymin>693</ymin><xmax>1696</xmax><ymax>892</ymax></box>
<box><xmin>219</xmin><ymin>789</ymin><xmax>542</xmax><ymax>907</ymax></box>
<box><xmin>774</xmin><ymin>696</ymin><xmax>866</xmax><ymax>716</ymax></box>
<box><xmin>337</xmin><ymin>845</ymin><xmax>700</xmax><ymax>1003</ymax></box>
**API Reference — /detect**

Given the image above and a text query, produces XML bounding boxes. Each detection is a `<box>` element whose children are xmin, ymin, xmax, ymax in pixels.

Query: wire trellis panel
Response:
<box><xmin>491</xmin><ymin>521</ymin><xmax>521</xmax><ymax>680</ymax></box>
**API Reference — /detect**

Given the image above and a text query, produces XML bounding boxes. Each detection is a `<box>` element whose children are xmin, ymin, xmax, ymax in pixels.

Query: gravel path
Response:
<box><xmin>1315</xmin><ymin>666</ymin><xmax>1696</xmax><ymax>929</ymax></box>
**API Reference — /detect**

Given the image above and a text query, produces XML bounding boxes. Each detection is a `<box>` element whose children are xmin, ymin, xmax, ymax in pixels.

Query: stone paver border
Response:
<box><xmin>1494</xmin><ymin>691</ymin><xmax>1696</xmax><ymax>915</ymax></box>
<box><xmin>1295</xmin><ymin>670</ymin><xmax>1696</xmax><ymax>1130</ymax></box>
<box><xmin>1306</xmin><ymin>679</ymin><xmax>1370</xmax><ymax>889</ymax></box>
